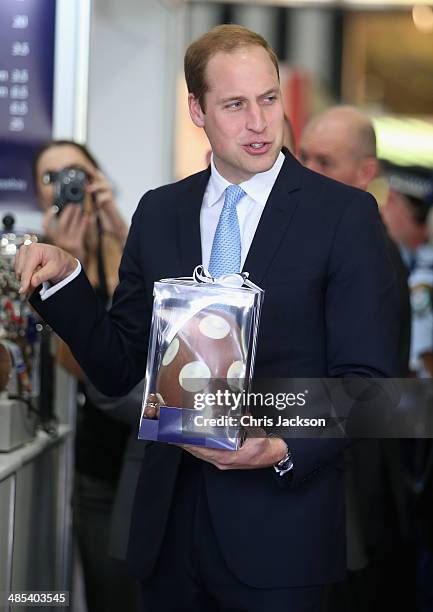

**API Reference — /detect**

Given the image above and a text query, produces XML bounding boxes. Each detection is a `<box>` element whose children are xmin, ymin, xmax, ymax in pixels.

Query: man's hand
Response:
<box><xmin>182</xmin><ymin>431</ymin><xmax>287</xmax><ymax>470</ymax></box>
<box><xmin>15</xmin><ymin>242</ymin><xmax>78</xmax><ymax>295</ymax></box>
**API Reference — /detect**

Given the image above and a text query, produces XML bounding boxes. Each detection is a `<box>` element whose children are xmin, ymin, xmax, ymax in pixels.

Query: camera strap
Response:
<box><xmin>96</xmin><ymin>215</ymin><xmax>109</xmax><ymax>305</ymax></box>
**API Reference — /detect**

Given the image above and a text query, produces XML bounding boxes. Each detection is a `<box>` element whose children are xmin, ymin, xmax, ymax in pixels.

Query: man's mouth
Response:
<box><xmin>242</xmin><ymin>142</ymin><xmax>271</xmax><ymax>154</ymax></box>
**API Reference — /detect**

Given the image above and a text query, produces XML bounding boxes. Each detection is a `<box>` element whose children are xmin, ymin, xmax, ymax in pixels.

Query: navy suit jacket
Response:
<box><xmin>30</xmin><ymin>150</ymin><xmax>399</xmax><ymax>587</ymax></box>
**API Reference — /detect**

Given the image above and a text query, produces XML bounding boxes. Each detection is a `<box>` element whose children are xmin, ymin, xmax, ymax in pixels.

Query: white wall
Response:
<box><xmin>288</xmin><ymin>7</ymin><xmax>333</xmax><ymax>86</ymax></box>
<box><xmin>87</xmin><ymin>0</ymin><xmax>186</xmax><ymax>222</ymax></box>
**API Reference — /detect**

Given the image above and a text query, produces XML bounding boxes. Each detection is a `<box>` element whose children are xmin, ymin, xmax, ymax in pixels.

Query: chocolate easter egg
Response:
<box><xmin>156</xmin><ymin>307</ymin><xmax>246</xmax><ymax>410</ymax></box>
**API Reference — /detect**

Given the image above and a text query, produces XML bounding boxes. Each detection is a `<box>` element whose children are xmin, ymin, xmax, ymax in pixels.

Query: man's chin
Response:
<box><xmin>244</xmin><ymin>149</ymin><xmax>279</xmax><ymax>174</ymax></box>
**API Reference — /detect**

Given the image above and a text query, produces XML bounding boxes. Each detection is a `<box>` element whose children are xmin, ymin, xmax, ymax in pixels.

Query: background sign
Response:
<box><xmin>0</xmin><ymin>0</ymin><xmax>56</xmax><ymax>211</ymax></box>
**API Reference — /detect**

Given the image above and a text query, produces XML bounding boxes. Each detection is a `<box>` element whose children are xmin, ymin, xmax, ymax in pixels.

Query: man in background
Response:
<box><xmin>300</xmin><ymin>106</ymin><xmax>412</xmax><ymax>612</ymax></box>
<box><xmin>299</xmin><ymin>105</ymin><xmax>378</xmax><ymax>191</ymax></box>
<box><xmin>382</xmin><ymin>163</ymin><xmax>433</xmax><ymax>377</ymax></box>
<box><xmin>300</xmin><ymin>105</ymin><xmax>410</xmax><ymax>375</ymax></box>
<box><xmin>382</xmin><ymin>164</ymin><xmax>433</xmax><ymax>612</ymax></box>
<box><xmin>283</xmin><ymin>115</ymin><xmax>296</xmax><ymax>153</ymax></box>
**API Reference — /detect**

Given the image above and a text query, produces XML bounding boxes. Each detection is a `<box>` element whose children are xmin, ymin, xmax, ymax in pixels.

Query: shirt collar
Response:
<box><xmin>205</xmin><ymin>151</ymin><xmax>285</xmax><ymax>208</ymax></box>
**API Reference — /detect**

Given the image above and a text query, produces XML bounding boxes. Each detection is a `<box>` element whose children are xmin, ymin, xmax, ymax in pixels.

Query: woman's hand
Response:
<box><xmin>86</xmin><ymin>169</ymin><xmax>129</xmax><ymax>245</ymax></box>
<box><xmin>42</xmin><ymin>204</ymin><xmax>89</xmax><ymax>263</ymax></box>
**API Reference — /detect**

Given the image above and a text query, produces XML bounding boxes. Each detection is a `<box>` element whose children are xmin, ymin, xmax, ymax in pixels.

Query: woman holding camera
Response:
<box><xmin>33</xmin><ymin>141</ymin><xmax>141</xmax><ymax>612</ymax></box>
<box><xmin>35</xmin><ymin>141</ymin><xmax>128</xmax><ymax>291</ymax></box>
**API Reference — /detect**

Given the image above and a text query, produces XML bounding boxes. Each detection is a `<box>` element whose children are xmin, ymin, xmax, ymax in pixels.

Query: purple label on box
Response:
<box><xmin>138</xmin><ymin>406</ymin><xmax>238</xmax><ymax>450</ymax></box>
<box><xmin>138</xmin><ymin>417</ymin><xmax>159</xmax><ymax>441</ymax></box>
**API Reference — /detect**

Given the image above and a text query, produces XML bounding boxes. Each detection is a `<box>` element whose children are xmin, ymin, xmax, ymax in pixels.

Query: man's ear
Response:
<box><xmin>188</xmin><ymin>94</ymin><xmax>205</xmax><ymax>128</ymax></box>
<box><xmin>357</xmin><ymin>157</ymin><xmax>379</xmax><ymax>190</ymax></box>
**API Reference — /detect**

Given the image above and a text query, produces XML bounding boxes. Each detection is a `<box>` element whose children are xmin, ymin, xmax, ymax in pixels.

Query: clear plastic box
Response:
<box><xmin>138</xmin><ymin>267</ymin><xmax>264</xmax><ymax>450</ymax></box>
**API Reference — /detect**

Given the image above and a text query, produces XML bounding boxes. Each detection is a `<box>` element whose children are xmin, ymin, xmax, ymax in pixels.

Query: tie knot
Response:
<box><xmin>225</xmin><ymin>184</ymin><xmax>245</xmax><ymax>208</ymax></box>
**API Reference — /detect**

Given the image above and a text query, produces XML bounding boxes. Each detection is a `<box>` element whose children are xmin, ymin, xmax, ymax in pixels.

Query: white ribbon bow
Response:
<box><xmin>193</xmin><ymin>265</ymin><xmax>249</xmax><ymax>288</ymax></box>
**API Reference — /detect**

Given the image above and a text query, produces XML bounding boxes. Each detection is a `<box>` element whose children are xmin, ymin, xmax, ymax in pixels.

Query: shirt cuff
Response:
<box><xmin>39</xmin><ymin>259</ymin><xmax>81</xmax><ymax>301</ymax></box>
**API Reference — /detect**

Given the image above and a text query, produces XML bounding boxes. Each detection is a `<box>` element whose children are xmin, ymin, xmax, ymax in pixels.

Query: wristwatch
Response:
<box><xmin>273</xmin><ymin>446</ymin><xmax>294</xmax><ymax>480</ymax></box>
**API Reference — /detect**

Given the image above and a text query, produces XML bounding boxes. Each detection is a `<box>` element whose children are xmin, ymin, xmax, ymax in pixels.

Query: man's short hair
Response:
<box><xmin>184</xmin><ymin>24</ymin><xmax>280</xmax><ymax>112</ymax></box>
<box><xmin>303</xmin><ymin>106</ymin><xmax>377</xmax><ymax>161</ymax></box>
<box><xmin>355</xmin><ymin>121</ymin><xmax>376</xmax><ymax>160</ymax></box>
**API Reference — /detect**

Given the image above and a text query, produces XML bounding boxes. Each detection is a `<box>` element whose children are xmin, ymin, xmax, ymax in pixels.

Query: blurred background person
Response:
<box><xmin>34</xmin><ymin>141</ymin><xmax>128</xmax><ymax>292</ymax></box>
<box><xmin>300</xmin><ymin>106</ymin><xmax>412</xmax><ymax>612</ymax></box>
<box><xmin>382</xmin><ymin>163</ymin><xmax>433</xmax><ymax>612</ymax></box>
<box><xmin>299</xmin><ymin>105</ymin><xmax>378</xmax><ymax>191</ymax></box>
<box><xmin>33</xmin><ymin>140</ymin><xmax>143</xmax><ymax>612</ymax></box>
<box><xmin>300</xmin><ymin>106</ymin><xmax>410</xmax><ymax>375</ymax></box>
<box><xmin>382</xmin><ymin>164</ymin><xmax>433</xmax><ymax>378</ymax></box>
<box><xmin>283</xmin><ymin>115</ymin><xmax>296</xmax><ymax>153</ymax></box>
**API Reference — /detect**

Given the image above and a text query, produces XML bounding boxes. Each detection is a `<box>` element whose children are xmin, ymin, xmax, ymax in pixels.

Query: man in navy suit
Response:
<box><xmin>17</xmin><ymin>24</ymin><xmax>398</xmax><ymax>611</ymax></box>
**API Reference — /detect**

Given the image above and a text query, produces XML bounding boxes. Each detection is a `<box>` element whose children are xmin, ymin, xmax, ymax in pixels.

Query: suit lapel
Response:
<box><xmin>177</xmin><ymin>168</ymin><xmax>210</xmax><ymax>276</ymax></box>
<box><xmin>177</xmin><ymin>152</ymin><xmax>303</xmax><ymax>283</ymax></box>
<box><xmin>243</xmin><ymin>151</ymin><xmax>303</xmax><ymax>285</ymax></box>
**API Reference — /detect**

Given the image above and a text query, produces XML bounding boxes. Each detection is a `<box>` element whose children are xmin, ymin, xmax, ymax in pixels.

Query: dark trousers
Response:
<box><xmin>141</xmin><ymin>453</ymin><xmax>324</xmax><ymax>612</ymax></box>
<box><xmin>74</xmin><ymin>473</ymin><xmax>142</xmax><ymax>612</ymax></box>
<box><xmin>323</xmin><ymin>557</ymin><xmax>415</xmax><ymax>612</ymax></box>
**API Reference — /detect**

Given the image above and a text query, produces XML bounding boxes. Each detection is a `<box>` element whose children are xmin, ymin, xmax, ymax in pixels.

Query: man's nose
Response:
<box><xmin>246</xmin><ymin>104</ymin><xmax>266</xmax><ymax>133</ymax></box>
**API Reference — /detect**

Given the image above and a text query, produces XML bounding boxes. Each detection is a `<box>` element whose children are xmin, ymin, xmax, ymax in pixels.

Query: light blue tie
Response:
<box><xmin>208</xmin><ymin>185</ymin><xmax>246</xmax><ymax>277</ymax></box>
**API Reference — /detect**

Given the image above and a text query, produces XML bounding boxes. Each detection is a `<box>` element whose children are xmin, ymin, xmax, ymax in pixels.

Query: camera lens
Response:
<box><xmin>64</xmin><ymin>169</ymin><xmax>86</xmax><ymax>203</ymax></box>
<box><xmin>52</xmin><ymin>167</ymin><xmax>87</xmax><ymax>213</ymax></box>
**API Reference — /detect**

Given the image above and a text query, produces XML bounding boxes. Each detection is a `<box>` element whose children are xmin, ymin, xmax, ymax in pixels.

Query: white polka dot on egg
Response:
<box><xmin>179</xmin><ymin>361</ymin><xmax>211</xmax><ymax>392</ymax></box>
<box><xmin>227</xmin><ymin>360</ymin><xmax>246</xmax><ymax>391</ymax></box>
<box><xmin>162</xmin><ymin>337</ymin><xmax>179</xmax><ymax>366</ymax></box>
<box><xmin>199</xmin><ymin>314</ymin><xmax>230</xmax><ymax>340</ymax></box>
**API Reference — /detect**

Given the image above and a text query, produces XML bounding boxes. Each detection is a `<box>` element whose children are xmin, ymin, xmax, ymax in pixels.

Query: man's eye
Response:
<box><xmin>226</xmin><ymin>101</ymin><xmax>242</xmax><ymax>109</ymax></box>
<box><xmin>264</xmin><ymin>95</ymin><xmax>276</xmax><ymax>104</ymax></box>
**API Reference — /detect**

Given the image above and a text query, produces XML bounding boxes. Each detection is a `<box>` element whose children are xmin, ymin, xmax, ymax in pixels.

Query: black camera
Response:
<box><xmin>43</xmin><ymin>167</ymin><xmax>88</xmax><ymax>214</ymax></box>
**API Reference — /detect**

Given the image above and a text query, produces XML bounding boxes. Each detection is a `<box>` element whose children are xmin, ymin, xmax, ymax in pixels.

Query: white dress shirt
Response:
<box><xmin>40</xmin><ymin>151</ymin><xmax>285</xmax><ymax>300</ymax></box>
<box><xmin>201</xmin><ymin>152</ymin><xmax>285</xmax><ymax>270</ymax></box>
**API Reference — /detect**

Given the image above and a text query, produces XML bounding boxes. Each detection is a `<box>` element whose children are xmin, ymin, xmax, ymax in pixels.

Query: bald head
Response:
<box><xmin>299</xmin><ymin>106</ymin><xmax>378</xmax><ymax>190</ymax></box>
